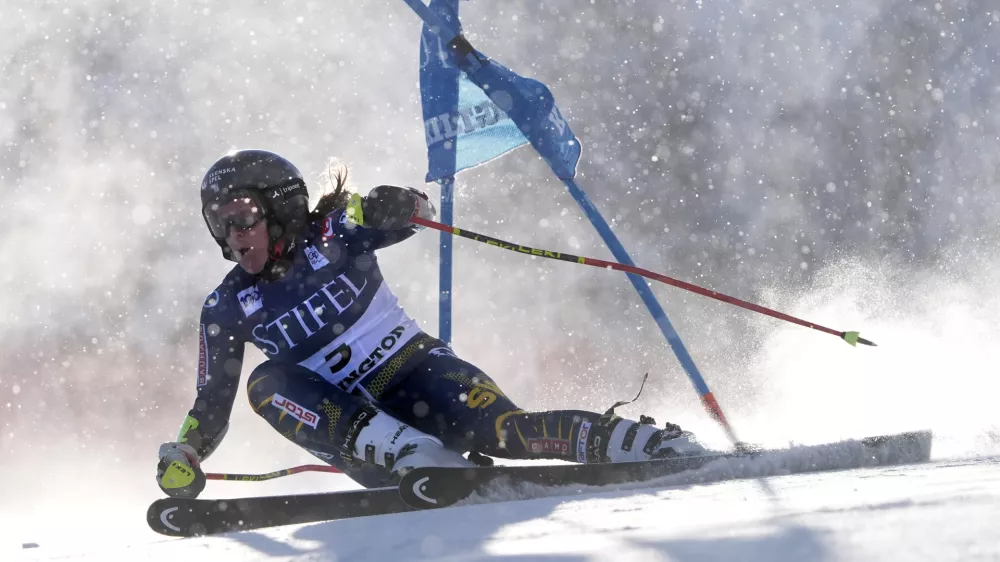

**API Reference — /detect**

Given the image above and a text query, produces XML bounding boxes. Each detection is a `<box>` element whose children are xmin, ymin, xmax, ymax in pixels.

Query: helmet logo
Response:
<box><xmin>267</xmin><ymin>181</ymin><xmax>304</xmax><ymax>200</ymax></box>
<box><xmin>202</xmin><ymin>167</ymin><xmax>237</xmax><ymax>190</ymax></box>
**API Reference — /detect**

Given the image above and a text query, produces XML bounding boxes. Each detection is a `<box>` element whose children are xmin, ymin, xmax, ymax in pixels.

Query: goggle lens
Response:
<box><xmin>204</xmin><ymin>197</ymin><xmax>265</xmax><ymax>238</ymax></box>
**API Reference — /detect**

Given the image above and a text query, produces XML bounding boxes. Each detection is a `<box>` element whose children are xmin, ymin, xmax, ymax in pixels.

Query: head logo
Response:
<box><xmin>304</xmin><ymin>245</ymin><xmax>330</xmax><ymax>271</ymax></box>
<box><xmin>343</xmin><ymin>408</ymin><xmax>375</xmax><ymax>449</ymax></box>
<box><xmin>390</xmin><ymin>423</ymin><xmax>408</xmax><ymax>445</ymax></box>
<box><xmin>237</xmin><ymin>285</ymin><xmax>263</xmax><ymax>317</ymax></box>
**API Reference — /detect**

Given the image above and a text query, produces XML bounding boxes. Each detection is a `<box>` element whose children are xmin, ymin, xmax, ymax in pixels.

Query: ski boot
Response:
<box><xmin>592</xmin><ymin>414</ymin><xmax>707</xmax><ymax>463</ymax></box>
<box><xmin>346</xmin><ymin>407</ymin><xmax>474</xmax><ymax>477</ymax></box>
<box><xmin>585</xmin><ymin>374</ymin><xmax>707</xmax><ymax>463</ymax></box>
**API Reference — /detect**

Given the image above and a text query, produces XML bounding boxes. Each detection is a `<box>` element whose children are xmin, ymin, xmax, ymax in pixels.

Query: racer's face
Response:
<box><xmin>217</xmin><ymin>197</ymin><xmax>270</xmax><ymax>274</ymax></box>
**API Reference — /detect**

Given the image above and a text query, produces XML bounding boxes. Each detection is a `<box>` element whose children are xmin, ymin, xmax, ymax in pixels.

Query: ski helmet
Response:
<box><xmin>199</xmin><ymin>149</ymin><xmax>310</xmax><ymax>276</ymax></box>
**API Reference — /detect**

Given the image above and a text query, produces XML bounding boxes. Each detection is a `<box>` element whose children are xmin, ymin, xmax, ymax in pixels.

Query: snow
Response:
<box><xmin>7</xmin><ymin>457</ymin><xmax>1000</xmax><ymax>561</ymax></box>
<box><xmin>3</xmin><ymin>1</ymin><xmax>1000</xmax><ymax>560</ymax></box>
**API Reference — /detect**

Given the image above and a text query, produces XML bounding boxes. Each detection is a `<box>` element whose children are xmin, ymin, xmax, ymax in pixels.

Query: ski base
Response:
<box><xmin>147</xmin><ymin>486</ymin><xmax>413</xmax><ymax>537</ymax></box>
<box><xmin>399</xmin><ymin>430</ymin><xmax>933</xmax><ymax>509</ymax></box>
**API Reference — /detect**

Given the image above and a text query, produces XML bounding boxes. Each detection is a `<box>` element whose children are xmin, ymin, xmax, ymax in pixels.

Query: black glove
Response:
<box><xmin>361</xmin><ymin>185</ymin><xmax>434</xmax><ymax>231</ymax></box>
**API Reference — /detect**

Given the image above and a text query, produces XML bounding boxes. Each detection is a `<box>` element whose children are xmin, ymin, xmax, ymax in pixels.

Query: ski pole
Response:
<box><xmin>206</xmin><ymin>465</ymin><xmax>342</xmax><ymax>482</ymax></box>
<box><xmin>410</xmin><ymin>215</ymin><xmax>876</xmax><ymax>347</ymax></box>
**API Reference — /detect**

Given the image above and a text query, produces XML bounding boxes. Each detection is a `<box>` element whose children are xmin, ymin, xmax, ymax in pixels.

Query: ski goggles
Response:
<box><xmin>203</xmin><ymin>192</ymin><xmax>267</xmax><ymax>239</ymax></box>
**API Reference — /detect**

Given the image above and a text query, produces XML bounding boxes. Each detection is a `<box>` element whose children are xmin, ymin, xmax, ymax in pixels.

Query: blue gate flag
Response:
<box><xmin>420</xmin><ymin>0</ymin><xmax>528</xmax><ymax>182</ymax></box>
<box><xmin>441</xmin><ymin>36</ymin><xmax>582</xmax><ymax>180</ymax></box>
<box><xmin>404</xmin><ymin>0</ymin><xmax>740</xmax><ymax>443</ymax></box>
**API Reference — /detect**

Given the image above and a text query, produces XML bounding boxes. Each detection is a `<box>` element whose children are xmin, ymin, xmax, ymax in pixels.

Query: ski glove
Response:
<box><xmin>361</xmin><ymin>185</ymin><xmax>436</xmax><ymax>231</ymax></box>
<box><xmin>156</xmin><ymin>442</ymin><xmax>207</xmax><ymax>499</ymax></box>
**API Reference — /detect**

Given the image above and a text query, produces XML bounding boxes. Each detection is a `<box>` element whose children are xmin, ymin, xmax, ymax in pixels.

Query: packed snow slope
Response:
<box><xmin>9</xmin><ymin>456</ymin><xmax>1000</xmax><ymax>562</ymax></box>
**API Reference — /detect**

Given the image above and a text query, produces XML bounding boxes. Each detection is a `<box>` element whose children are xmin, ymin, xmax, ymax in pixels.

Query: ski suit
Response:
<box><xmin>180</xmin><ymin>207</ymin><xmax>611</xmax><ymax>488</ymax></box>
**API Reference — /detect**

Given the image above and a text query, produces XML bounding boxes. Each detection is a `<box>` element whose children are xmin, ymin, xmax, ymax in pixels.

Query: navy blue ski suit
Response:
<box><xmin>178</xmin><ymin>207</ymin><xmax>605</xmax><ymax>487</ymax></box>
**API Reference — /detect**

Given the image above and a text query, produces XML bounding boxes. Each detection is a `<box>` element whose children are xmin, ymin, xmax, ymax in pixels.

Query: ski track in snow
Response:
<box><xmin>8</xmin><ymin>457</ymin><xmax>1000</xmax><ymax>562</ymax></box>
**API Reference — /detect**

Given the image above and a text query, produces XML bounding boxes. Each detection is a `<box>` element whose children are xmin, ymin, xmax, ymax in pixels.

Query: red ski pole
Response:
<box><xmin>206</xmin><ymin>465</ymin><xmax>342</xmax><ymax>482</ymax></box>
<box><xmin>411</xmin><ymin>216</ymin><xmax>876</xmax><ymax>347</ymax></box>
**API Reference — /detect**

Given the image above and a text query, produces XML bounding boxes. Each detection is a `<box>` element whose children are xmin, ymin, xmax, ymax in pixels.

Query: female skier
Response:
<box><xmin>155</xmin><ymin>149</ymin><xmax>703</xmax><ymax>498</ymax></box>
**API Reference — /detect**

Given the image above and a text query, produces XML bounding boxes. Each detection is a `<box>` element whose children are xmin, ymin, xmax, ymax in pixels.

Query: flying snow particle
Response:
<box><xmin>413</xmin><ymin>401</ymin><xmax>430</xmax><ymax>418</ymax></box>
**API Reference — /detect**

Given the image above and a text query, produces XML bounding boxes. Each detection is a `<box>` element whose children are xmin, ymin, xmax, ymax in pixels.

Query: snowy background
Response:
<box><xmin>1</xmin><ymin>0</ymin><xmax>999</xmax><ymax>557</ymax></box>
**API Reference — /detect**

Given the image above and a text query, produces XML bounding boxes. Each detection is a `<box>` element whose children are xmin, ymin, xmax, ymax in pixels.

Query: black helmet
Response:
<box><xmin>200</xmin><ymin>149</ymin><xmax>309</xmax><ymax>277</ymax></box>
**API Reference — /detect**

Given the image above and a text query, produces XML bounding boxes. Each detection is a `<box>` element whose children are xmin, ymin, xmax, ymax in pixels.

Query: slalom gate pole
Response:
<box><xmin>411</xmin><ymin>214</ymin><xmax>876</xmax><ymax>347</ymax></box>
<box><xmin>206</xmin><ymin>465</ymin><xmax>342</xmax><ymax>482</ymax></box>
<box><xmin>396</xmin><ymin>0</ymin><xmax>744</xmax><ymax>443</ymax></box>
<box><xmin>557</xmin><ymin>179</ymin><xmax>743</xmax><ymax>443</ymax></box>
<box><xmin>438</xmin><ymin>176</ymin><xmax>456</xmax><ymax>343</ymax></box>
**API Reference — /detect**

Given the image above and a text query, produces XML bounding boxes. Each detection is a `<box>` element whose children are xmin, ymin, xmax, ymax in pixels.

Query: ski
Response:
<box><xmin>147</xmin><ymin>486</ymin><xmax>414</xmax><ymax>537</ymax></box>
<box><xmin>147</xmin><ymin>430</ymin><xmax>932</xmax><ymax>536</ymax></box>
<box><xmin>399</xmin><ymin>430</ymin><xmax>933</xmax><ymax>509</ymax></box>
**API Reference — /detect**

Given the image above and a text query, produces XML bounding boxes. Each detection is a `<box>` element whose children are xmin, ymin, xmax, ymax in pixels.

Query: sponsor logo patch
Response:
<box><xmin>251</xmin><ymin>272</ymin><xmax>368</xmax><ymax>356</ymax></box>
<box><xmin>344</xmin><ymin>407</ymin><xmax>375</xmax><ymax>449</ymax></box>
<box><xmin>390</xmin><ymin>424</ymin><xmax>407</xmax><ymax>445</ymax></box>
<box><xmin>304</xmin><ymin>245</ymin><xmax>330</xmax><ymax>271</ymax></box>
<box><xmin>237</xmin><ymin>285</ymin><xmax>263</xmax><ymax>317</ymax></box>
<box><xmin>322</xmin><ymin>216</ymin><xmax>336</xmax><ymax>237</ymax></box>
<box><xmin>464</xmin><ymin>378</ymin><xmax>505</xmax><ymax>410</ymax></box>
<box><xmin>201</xmin><ymin>167</ymin><xmax>236</xmax><ymax>190</ymax></box>
<box><xmin>305</xmin><ymin>448</ymin><xmax>336</xmax><ymax>461</ymax></box>
<box><xmin>272</xmin><ymin>393</ymin><xmax>319</xmax><ymax>429</ymax></box>
<box><xmin>203</xmin><ymin>290</ymin><xmax>220</xmax><ymax>309</ymax></box>
<box><xmin>336</xmin><ymin>325</ymin><xmax>407</xmax><ymax>391</ymax></box>
<box><xmin>428</xmin><ymin>346</ymin><xmax>456</xmax><ymax>358</ymax></box>
<box><xmin>528</xmin><ymin>438</ymin><xmax>571</xmax><ymax>455</ymax></box>
<box><xmin>576</xmin><ymin>422</ymin><xmax>592</xmax><ymax>463</ymax></box>
<box><xmin>197</xmin><ymin>324</ymin><xmax>209</xmax><ymax>387</ymax></box>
